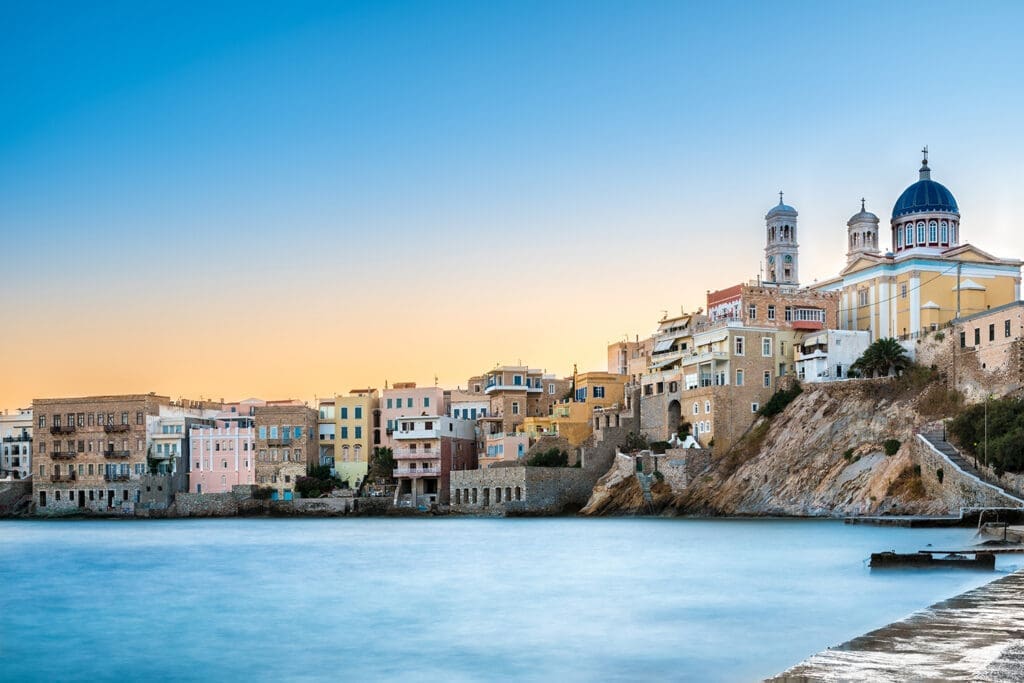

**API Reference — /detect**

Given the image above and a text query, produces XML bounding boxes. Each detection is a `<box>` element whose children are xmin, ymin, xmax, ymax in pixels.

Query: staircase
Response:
<box><xmin>636</xmin><ymin>472</ymin><xmax>656</xmax><ymax>513</ymax></box>
<box><xmin>918</xmin><ymin>430</ymin><xmax>1024</xmax><ymax>507</ymax></box>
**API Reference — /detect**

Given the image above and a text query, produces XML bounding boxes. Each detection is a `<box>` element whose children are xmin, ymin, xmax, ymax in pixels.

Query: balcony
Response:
<box><xmin>104</xmin><ymin>424</ymin><xmax>130</xmax><ymax>433</ymax></box>
<box><xmin>3</xmin><ymin>435</ymin><xmax>31</xmax><ymax>442</ymax></box>
<box><xmin>393</xmin><ymin>466</ymin><xmax>442</xmax><ymax>477</ymax></box>
<box><xmin>50</xmin><ymin>425</ymin><xmax>76</xmax><ymax>435</ymax></box>
<box><xmin>393</xmin><ymin>449</ymin><xmax>437</xmax><ymax>460</ymax></box>
<box><xmin>484</xmin><ymin>382</ymin><xmax>542</xmax><ymax>394</ymax></box>
<box><xmin>103</xmin><ymin>450</ymin><xmax>131</xmax><ymax>459</ymax></box>
<box><xmin>104</xmin><ymin>473</ymin><xmax>130</xmax><ymax>482</ymax></box>
<box><xmin>50</xmin><ymin>472</ymin><xmax>76</xmax><ymax>483</ymax></box>
<box><xmin>266</xmin><ymin>437</ymin><xmax>293</xmax><ymax>447</ymax></box>
<box><xmin>51</xmin><ymin>451</ymin><xmax>77</xmax><ymax>460</ymax></box>
<box><xmin>392</xmin><ymin>429</ymin><xmax>441</xmax><ymax>440</ymax></box>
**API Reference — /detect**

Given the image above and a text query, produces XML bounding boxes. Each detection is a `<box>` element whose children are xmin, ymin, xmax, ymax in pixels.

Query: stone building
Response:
<box><xmin>466</xmin><ymin>366</ymin><xmax>571</xmax><ymax>434</ymax></box>
<box><xmin>32</xmin><ymin>393</ymin><xmax>170</xmax><ymax>513</ymax></box>
<box><xmin>253</xmin><ymin>402</ymin><xmax>318</xmax><ymax>500</ymax></box>
<box><xmin>1</xmin><ymin>407</ymin><xmax>32</xmax><ymax>481</ymax></box>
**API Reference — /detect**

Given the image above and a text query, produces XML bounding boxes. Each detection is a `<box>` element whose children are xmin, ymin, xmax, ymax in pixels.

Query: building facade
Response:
<box><xmin>392</xmin><ymin>415</ymin><xmax>476</xmax><ymax>507</ymax></box>
<box><xmin>318</xmin><ymin>389</ymin><xmax>379</xmax><ymax>488</ymax></box>
<box><xmin>32</xmin><ymin>394</ymin><xmax>170</xmax><ymax>513</ymax></box>
<box><xmin>254</xmin><ymin>402</ymin><xmax>318</xmax><ymax>500</ymax></box>
<box><xmin>189</xmin><ymin>414</ymin><xmax>256</xmax><ymax>494</ymax></box>
<box><xmin>380</xmin><ymin>383</ymin><xmax>446</xmax><ymax>450</ymax></box>
<box><xmin>794</xmin><ymin>330</ymin><xmax>872</xmax><ymax>383</ymax></box>
<box><xmin>0</xmin><ymin>408</ymin><xmax>32</xmax><ymax>481</ymax></box>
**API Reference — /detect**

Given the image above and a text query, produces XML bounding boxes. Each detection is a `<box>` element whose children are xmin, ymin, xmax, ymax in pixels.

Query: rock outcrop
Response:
<box><xmin>584</xmin><ymin>375</ymin><xmax>1021</xmax><ymax>517</ymax></box>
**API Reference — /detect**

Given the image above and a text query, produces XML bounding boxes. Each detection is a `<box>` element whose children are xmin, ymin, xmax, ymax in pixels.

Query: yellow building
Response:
<box><xmin>521</xmin><ymin>371</ymin><xmax>627</xmax><ymax>446</ymax></box>
<box><xmin>318</xmin><ymin>389</ymin><xmax>379</xmax><ymax>488</ymax></box>
<box><xmin>813</xmin><ymin>153</ymin><xmax>1021</xmax><ymax>340</ymax></box>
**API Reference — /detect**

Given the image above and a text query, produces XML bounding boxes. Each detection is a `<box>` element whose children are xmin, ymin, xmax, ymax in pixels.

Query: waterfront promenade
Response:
<box><xmin>772</xmin><ymin>568</ymin><xmax>1024</xmax><ymax>681</ymax></box>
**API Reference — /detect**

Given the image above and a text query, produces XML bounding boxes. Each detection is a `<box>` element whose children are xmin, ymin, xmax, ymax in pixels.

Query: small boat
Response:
<box><xmin>870</xmin><ymin>550</ymin><xmax>995</xmax><ymax>570</ymax></box>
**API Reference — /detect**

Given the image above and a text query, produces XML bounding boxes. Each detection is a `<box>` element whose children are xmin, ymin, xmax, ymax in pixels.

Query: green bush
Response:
<box><xmin>842</xmin><ymin>448</ymin><xmax>855</xmax><ymax>460</ymax></box>
<box><xmin>653</xmin><ymin>470</ymin><xmax>665</xmax><ymax>482</ymax></box>
<box><xmin>948</xmin><ymin>397</ymin><xmax>1024</xmax><ymax>473</ymax></box>
<box><xmin>650</xmin><ymin>441</ymin><xmax>671</xmax><ymax>454</ymax></box>
<box><xmin>883</xmin><ymin>439</ymin><xmax>901</xmax><ymax>456</ymax></box>
<box><xmin>527</xmin><ymin>448</ymin><xmax>569</xmax><ymax>467</ymax></box>
<box><xmin>621</xmin><ymin>432</ymin><xmax>649</xmax><ymax>453</ymax></box>
<box><xmin>758</xmin><ymin>382</ymin><xmax>803</xmax><ymax>419</ymax></box>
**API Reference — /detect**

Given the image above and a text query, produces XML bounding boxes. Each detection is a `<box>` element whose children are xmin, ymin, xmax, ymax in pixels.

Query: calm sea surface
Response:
<box><xmin>1</xmin><ymin>518</ymin><xmax>1017</xmax><ymax>682</ymax></box>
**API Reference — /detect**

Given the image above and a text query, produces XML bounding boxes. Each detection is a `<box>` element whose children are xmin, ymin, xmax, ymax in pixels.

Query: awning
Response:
<box><xmin>653</xmin><ymin>338</ymin><xmax>675</xmax><ymax>353</ymax></box>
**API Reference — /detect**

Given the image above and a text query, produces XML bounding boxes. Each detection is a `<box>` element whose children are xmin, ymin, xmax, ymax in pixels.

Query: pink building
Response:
<box><xmin>392</xmin><ymin>415</ymin><xmax>476</xmax><ymax>507</ymax></box>
<box><xmin>381</xmin><ymin>383</ymin><xmax>447</xmax><ymax>449</ymax></box>
<box><xmin>188</xmin><ymin>417</ymin><xmax>256</xmax><ymax>494</ymax></box>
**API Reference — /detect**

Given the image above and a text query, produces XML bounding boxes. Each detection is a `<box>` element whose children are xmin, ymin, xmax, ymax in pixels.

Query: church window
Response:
<box><xmin>941</xmin><ymin>221</ymin><xmax>949</xmax><ymax>243</ymax></box>
<box><xmin>896</xmin><ymin>229</ymin><xmax>903</xmax><ymax>248</ymax></box>
<box><xmin>904</xmin><ymin>225</ymin><xmax>912</xmax><ymax>245</ymax></box>
<box><xmin>929</xmin><ymin>221</ymin><xmax>937</xmax><ymax>243</ymax></box>
<box><xmin>951</xmin><ymin>223</ymin><xmax>957</xmax><ymax>243</ymax></box>
<box><xmin>917</xmin><ymin>222</ymin><xmax>925</xmax><ymax>244</ymax></box>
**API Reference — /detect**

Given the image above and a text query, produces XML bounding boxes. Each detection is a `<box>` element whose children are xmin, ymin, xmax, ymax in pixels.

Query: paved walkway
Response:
<box><xmin>770</xmin><ymin>569</ymin><xmax>1024</xmax><ymax>682</ymax></box>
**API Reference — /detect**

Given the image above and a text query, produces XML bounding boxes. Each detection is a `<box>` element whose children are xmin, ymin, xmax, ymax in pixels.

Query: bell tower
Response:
<box><xmin>846</xmin><ymin>198</ymin><xmax>880</xmax><ymax>264</ymax></box>
<box><xmin>764</xmin><ymin>192</ymin><xmax>799</xmax><ymax>287</ymax></box>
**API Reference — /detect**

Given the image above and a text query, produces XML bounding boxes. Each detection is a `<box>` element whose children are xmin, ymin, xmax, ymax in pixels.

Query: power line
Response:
<box><xmin>836</xmin><ymin>261</ymin><xmax>963</xmax><ymax>317</ymax></box>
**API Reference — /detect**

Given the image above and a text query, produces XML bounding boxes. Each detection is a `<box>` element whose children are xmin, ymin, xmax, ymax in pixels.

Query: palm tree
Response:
<box><xmin>851</xmin><ymin>337</ymin><xmax>911</xmax><ymax>377</ymax></box>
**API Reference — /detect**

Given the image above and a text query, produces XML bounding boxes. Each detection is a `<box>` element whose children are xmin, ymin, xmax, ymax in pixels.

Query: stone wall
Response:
<box><xmin>0</xmin><ymin>479</ymin><xmax>31</xmax><ymax>515</ymax></box>
<box><xmin>450</xmin><ymin>465</ymin><xmax>599</xmax><ymax>515</ymax></box>
<box><xmin>912</xmin><ymin>436</ymin><xmax>1024</xmax><ymax>510</ymax></box>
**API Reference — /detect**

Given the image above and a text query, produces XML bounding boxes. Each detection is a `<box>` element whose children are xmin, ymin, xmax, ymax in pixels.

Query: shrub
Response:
<box><xmin>676</xmin><ymin>421</ymin><xmax>691</xmax><ymax>437</ymax></box>
<box><xmin>653</xmin><ymin>470</ymin><xmax>665</xmax><ymax>482</ymax></box>
<box><xmin>758</xmin><ymin>382</ymin><xmax>803</xmax><ymax>419</ymax></box>
<box><xmin>933</xmin><ymin>331</ymin><xmax>945</xmax><ymax>341</ymax></box>
<box><xmin>936</xmin><ymin>468</ymin><xmax>944</xmax><ymax>484</ymax></box>
<box><xmin>948</xmin><ymin>397</ymin><xmax>1024</xmax><ymax>473</ymax></box>
<box><xmin>842</xmin><ymin>448</ymin><xmax>855</xmax><ymax>460</ymax></box>
<box><xmin>527</xmin><ymin>448</ymin><xmax>568</xmax><ymax>467</ymax></box>
<box><xmin>883</xmin><ymin>439</ymin><xmax>901</xmax><ymax>456</ymax></box>
<box><xmin>621</xmin><ymin>432</ymin><xmax>649</xmax><ymax>453</ymax></box>
<box><xmin>650</xmin><ymin>441</ymin><xmax>671</xmax><ymax>455</ymax></box>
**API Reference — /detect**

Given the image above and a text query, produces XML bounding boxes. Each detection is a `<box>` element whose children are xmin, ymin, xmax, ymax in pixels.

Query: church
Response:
<box><xmin>775</xmin><ymin>149</ymin><xmax>1021</xmax><ymax>341</ymax></box>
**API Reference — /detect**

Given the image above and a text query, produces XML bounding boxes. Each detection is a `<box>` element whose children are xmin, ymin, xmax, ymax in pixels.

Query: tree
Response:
<box><xmin>526</xmin><ymin>448</ymin><xmax>568</xmax><ymax>467</ymax></box>
<box><xmin>367</xmin><ymin>447</ymin><xmax>396</xmax><ymax>482</ymax></box>
<box><xmin>850</xmin><ymin>337</ymin><xmax>911</xmax><ymax>378</ymax></box>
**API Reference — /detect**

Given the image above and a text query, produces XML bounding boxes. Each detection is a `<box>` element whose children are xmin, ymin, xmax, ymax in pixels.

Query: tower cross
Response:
<box><xmin>778</xmin><ymin>190</ymin><xmax>784</xmax><ymax>205</ymax></box>
<box><xmin>861</xmin><ymin>197</ymin><xmax>866</xmax><ymax>212</ymax></box>
<box><xmin>921</xmin><ymin>145</ymin><xmax>928</xmax><ymax>164</ymax></box>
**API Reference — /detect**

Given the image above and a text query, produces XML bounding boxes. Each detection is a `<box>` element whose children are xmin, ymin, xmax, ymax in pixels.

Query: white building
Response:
<box><xmin>392</xmin><ymin>415</ymin><xmax>476</xmax><ymax>508</ymax></box>
<box><xmin>794</xmin><ymin>330</ymin><xmax>871</xmax><ymax>382</ymax></box>
<box><xmin>0</xmin><ymin>408</ymin><xmax>32</xmax><ymax>480</ymax></box>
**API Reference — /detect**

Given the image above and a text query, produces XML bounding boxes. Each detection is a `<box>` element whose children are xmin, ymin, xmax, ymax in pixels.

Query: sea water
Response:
<box><xmin>0</xmin><ymin>517</ymin><xmax>1016</xmax><ymax>682</ymax></box>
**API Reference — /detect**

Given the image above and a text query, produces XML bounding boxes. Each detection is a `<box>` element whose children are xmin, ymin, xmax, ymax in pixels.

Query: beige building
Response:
<box><xmin>32</xmin><ymin>394</ymin><xmax>170</xmax><ymax>513</ymax></box>
<box><xmin>318</xmin><ymin>389</ymin><xmax>379</xmax><ymax>488</ymax></box>
<box><xmin>254</xmin><ymin>402</ymin><xmax>318</xmax><ymax>500</ymax></box>
<box><xmin>522</xmin><ymin>371</ymin><xmax>628</xmax><ymax>446</ymax></box>
<box><xmin>467</xmin><ymin>366</ymin><xmax>571</xmax><ymax>434</ymax></box>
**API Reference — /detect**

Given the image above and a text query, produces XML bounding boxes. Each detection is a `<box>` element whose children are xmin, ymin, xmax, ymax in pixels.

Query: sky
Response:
<box><xmin>3</xmin><ymin>0</ymin><xmax>1024</xmax><ymax>409</ymax></box>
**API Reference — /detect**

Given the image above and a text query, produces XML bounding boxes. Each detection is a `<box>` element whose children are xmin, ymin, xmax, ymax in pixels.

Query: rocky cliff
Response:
<box><xmin>584</xmin><ymin>373</ymin><xmax>1018</xmax><ymax>517</ymax></box>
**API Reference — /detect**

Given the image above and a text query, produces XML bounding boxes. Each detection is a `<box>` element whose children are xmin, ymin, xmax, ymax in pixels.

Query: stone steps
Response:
<box><xmin>920</xmin><ymin>431</ymin><xmax>1022</xmax><ymax>503</ymax></box>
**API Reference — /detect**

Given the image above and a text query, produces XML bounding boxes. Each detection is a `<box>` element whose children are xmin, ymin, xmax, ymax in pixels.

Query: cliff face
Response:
<box><xmin>585</xmin><ymin>375</ymin><xmax>1013</xmax><ymax>517</ymax></box>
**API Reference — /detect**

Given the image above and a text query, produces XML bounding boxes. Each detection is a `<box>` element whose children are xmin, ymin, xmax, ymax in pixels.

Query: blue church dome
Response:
<box><xmin>892</xmin><ymin>153</ymin><xmax>958</xmax><ymax>219</ymax></box>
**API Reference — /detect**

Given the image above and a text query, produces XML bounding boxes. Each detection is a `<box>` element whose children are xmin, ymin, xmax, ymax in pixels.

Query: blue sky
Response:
<box><xmin>2</xmin><ymin>1</ymin><xmax>1023</xmax><ymax>405</ymax></box>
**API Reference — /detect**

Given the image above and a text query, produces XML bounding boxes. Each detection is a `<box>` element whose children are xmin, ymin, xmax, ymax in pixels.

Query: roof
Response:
<box><xmin>892</xmin><ymin>178</ymin><xmax>958</xmax><ymax>218</ymax></box>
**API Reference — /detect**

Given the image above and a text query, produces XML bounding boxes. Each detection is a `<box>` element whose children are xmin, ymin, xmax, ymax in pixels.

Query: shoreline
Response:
<box><xmin>770</xmin><ymin>568</ymin><xmax>1024</xmax><ymax>681</ymax></box>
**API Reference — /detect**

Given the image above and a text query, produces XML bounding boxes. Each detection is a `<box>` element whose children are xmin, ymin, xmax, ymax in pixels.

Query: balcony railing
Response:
<box><xmin>50</xmin><ymin>425</ymin><xmax>76</xmax><ymax>435</ymax></box>
<box><xmin>103</xmin><ymin>450</ymin><xmax>131</xmax><ymax>459</ymax></box>
<box><xmin>104</xmin><ymin>473</ymin><xmax>130</xmax><ymax>482</ymax></box>
<box><xmin>393</xmin><ymin>449</ymin><xmax>436</xmax><ymax>460</ymax></box>
<box><xmin>393</xmin><ymin>466</ymin><xmax>442</xmax><ymax>477</ymax></box>
<box><xmin>104</xmin><ymin>424</ymin><xmax>130</xmax><ymax>433</ymax></box>
<box><xmin>50</xmin><ymin>472</ymin><xmax>76</xmax><ymax>483</ymax></box>
<box><xmin>51</xmin><ymin>451</ymin><xmax>77</xmax><ymax>460</ymax></box>
<box><xmin>3</xmin><ymin>435</ymin><xmax>31</xmax><ymax>442</ymax></box>
<box><xmin>266</xmin><ymin>437</ymin><xmax>293</xmax><ymax>447</ymax></box>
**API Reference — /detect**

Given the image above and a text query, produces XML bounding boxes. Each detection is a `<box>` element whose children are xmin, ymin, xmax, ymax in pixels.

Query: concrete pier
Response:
<box><xmin>770</xmin><ymin>569</ymin><xmax>1024</xmax><ymax>682</ymax></box>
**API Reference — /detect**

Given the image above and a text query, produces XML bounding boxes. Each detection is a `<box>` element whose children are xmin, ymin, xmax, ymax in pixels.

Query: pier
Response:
<box><xmin>770</xmin><ymin>569</ymin><xmax>1024</xmax><ymax>681</ymax></box>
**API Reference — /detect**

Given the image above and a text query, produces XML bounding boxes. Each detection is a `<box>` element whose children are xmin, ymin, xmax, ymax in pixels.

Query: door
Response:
<box><xmin>284</xmin><ymin>490</ymin><xmax>292</xmax><ymax>501</ymax></box>
<box><xmin>271</xmin><ymin>490</ymin><xmax>279</xmax><ymax>501</ymax></box>
<box><xmin>78</xmin><ymin>490</ymin><xmax>85</xmax><ymax>508</ymax></box>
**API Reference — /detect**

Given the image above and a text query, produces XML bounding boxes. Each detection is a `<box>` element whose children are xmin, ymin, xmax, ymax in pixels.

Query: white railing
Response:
<box><xmin>393</xmin><ymin>467</ymin><xmax>442</xmax><ymax>477</ymax></box>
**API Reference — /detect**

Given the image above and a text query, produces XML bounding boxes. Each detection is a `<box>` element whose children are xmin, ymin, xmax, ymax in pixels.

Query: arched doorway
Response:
<box><xmin>667</xmin><ymin>400</ymin><xmax>681</xmax><ymax>440</ymax></box>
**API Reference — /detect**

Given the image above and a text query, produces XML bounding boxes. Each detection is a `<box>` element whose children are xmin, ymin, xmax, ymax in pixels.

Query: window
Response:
<box><xmin>294</xmin><ymin>427</ymin><xmax>302</xmax><ymax>439</ymax></box>
<box><xmin>905</xmin><ymin>224</ymin><xmax>913</xmax><ymax>245</ymax></box>
<box><xmin>767</xmin><ymin>305</ymin><xmax>776</xmax><ymax>320</ymax></box>
<box><xmin>340</xmin><ymin>407</ymin><xmax>348</xmax><ymax>419</ymax></box>
<box><xmin>784</xmin><ymin>306</ymin><xmax>792</xmax><ymax>322</ymax></box>
<box><xmin>959</xmin><ymin>331</ymin><xmax>966</xmax><ymax>348</ymax></box>
<box><xmin>734</xmin><ymin>336</ymin><xmax>744</xmax><ymax>355</ymax></box>
<box><xmin>736</xmin><ymin>369</ymin><xmax>744</xmax><ymax>386</ymax></box>
<box><xmin>704</xmin><ymin>401</ymin><xmax>711</xmax><ymax>414</ymax></box>
<box><xmin>513</xmin><ymin>375</ymin><xmax>522</xmax><ymax>386</ymax></box>
<box><xmin>355</xmin><ymin>427</ymin><xmax>362</xmax><ymax>439</ymax></box>
<box><xmin>1006</xmin><ymin>320</ymin><xmax>1012</xmax><ymax>338</ymax></box>
<box><xmin>270</xmin><ymin>426</ymin><xmax>278</xmax><ymax>438</ymax></box>
<box><xmin>548</xmin><ymin>383</ymin><xmax>556</xmax><ymax>394</ymax></box>
<box><xmin>355</xmin><ymin>406</ymin><xmax>363</xmax><ymax>419</ymax></box>
<box><xmin>422</xmin><ymin>398</ymin><xmax>429</xmax><ymax>408</ymax></box>
<box><xmin>38</xmin><ymin>415</ymin><xmax>46</xmax><ymax>429</ymax></box>
<box><xmin>974</xmin><ymin>328</ymin><xmax>981</xmax><ymax>346</ymax></box>
<box><xmin>896</xmin><ymin>229</ymin><xmax>902</xmax><ymax>248</ymax></box>
<box><xmin>762</xmin><ymin>337</ymin><xmax>772</xmax><ymax>357</ymax></box>
<box><xmin>406</xmin><ymin>398</ymin><xmax>413</xmax><ymax>408</ymax></box>
<box><xmin>751</xmin><ymin>403</ymin><xmax>759</xmax><ymax>413</ymax></box>
<box><xmin>386</xmin><ymin>399</ymin><xmax>393</xmax><ymax>409</ymax></box>
<box><xmin>511</xmin><ymin>402</ymin><xmax>520</xmax><ymax>415</ymax></box>
<box><xmin>692</xmin><ymin>402</ymin><xmax>699</xmax><ymax>415</ymax></box>
<box><xmin>989</xmin><ymin>324</ymin><xmax>995</xmax><ymax>342</ymax></box>
<box><xmin>258</xmin><ymin>426</ymin><xmax>267</xmax><ymax>439</ymax></box>
<box><xmin>748</xmin><ymin>304</ymin><xmax>757</xmax><ymax>320</ymax></box>
<box><xmin>121</xmin><ymin>412</ymin><xmax>128</xmax><ymax>425</ymax></box>
<box><xmin>900</xmin><ymin>283</ymin><xmax>908</xmax><ymax>299</ymax></box>
<box><xmin>917</xmin><ymin>222</ymin><xmax>925</xmax><ymax>244</ymax></box>
<box><xmin>763</xmin><ymin>371</ymin><xmax>771</xmax><ymax>388</ymax></box>
<box><xmin>341</xmin><ymin>427</ymin><xmax>348</xmax><ymax>439</ymax></box>
<box><xmin>136</xmin><ymin>411</ymin><xmax>143</xmax><ymax>425</ymax></box>
<box><xmin>929</xmin><ymin>221</ymin><xmax>937</xmax><ymax>242</ymax></box>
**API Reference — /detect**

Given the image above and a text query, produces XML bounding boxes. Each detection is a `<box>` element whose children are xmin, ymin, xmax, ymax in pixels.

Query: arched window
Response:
<box><xmin>929</xmin><ymin>221</ymin><xmax>937</xmax><ymax>243</ymax></box>
<box><xmin>917</xmin><ymin>221</ymin><xmax>926</xmax><ymax>244</ymax></box>
<box><xmin>515</xmin><ymin>486</ymin><xmax>522</xmax><ymax>501</ymax></box>
<box><xmin>951</xmin><ymin>223</ymin><xmax>958</xmax><ymax>243</ymax></box>
<box><xmin>940</xmin><ymin>221</ymin><xmax>948</xmax><ymax>243</ymax></box>
<box><xmin>905</xmin><ymin>224</ymin><xmax>913</xmax><ymax>245</ymax></box>
<box><xmin>896</xmin><ymin>228</ymin><xmax>903</xmax><ymax>248</ymax></box>
<box><xmin>692</xmin><ymin>402</ymin><xmax>699</xmax><ymax>415</ymax></box>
